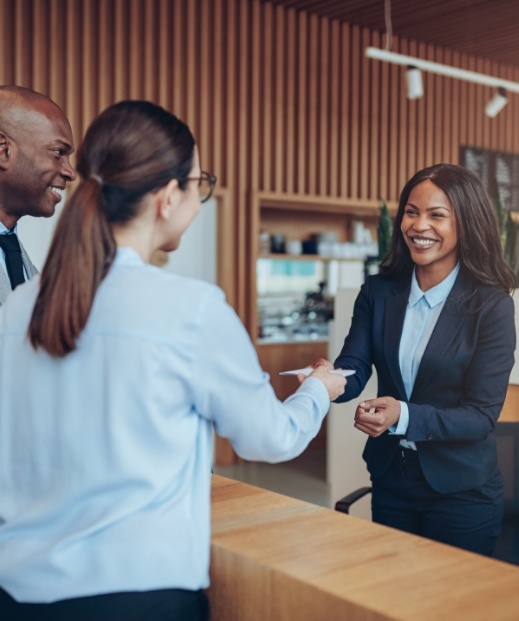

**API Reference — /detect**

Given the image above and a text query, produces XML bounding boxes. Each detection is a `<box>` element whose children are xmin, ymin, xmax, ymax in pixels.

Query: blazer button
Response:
<box><xmin>426</xmin><ymin>434</ymin><xmax>434</xmax><ymax>440</ymax></box>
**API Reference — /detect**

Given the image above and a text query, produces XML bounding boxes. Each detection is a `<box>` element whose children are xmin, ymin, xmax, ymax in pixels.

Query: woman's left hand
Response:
<box><xmin>354</xmin><ymin>396</ymin><xmax>401</xmax><ymax>437</ymax></box>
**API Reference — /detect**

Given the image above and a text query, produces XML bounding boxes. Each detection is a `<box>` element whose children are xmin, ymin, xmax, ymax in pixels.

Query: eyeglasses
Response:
<box><xmin>183</xmin><ymin>171</ymin><xmax>217</xmax><ymax>203</ymax></box>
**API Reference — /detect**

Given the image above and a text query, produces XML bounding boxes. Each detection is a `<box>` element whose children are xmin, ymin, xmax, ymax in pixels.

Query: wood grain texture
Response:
<box><xmin>210</xmin><ymin>475</ymin><xmax>519</xmax><ymax>621</ymax></box>
<box><xmin>501</xmin><ymin>384</ymin><xmax>519</xmax><ymax>422</ymax></box>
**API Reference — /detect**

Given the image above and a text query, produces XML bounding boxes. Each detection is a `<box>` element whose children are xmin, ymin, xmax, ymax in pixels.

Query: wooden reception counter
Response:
<box><xmin>209</xmin><ymin>474</ymin><xmax>519</xmax><ymax>621</ymax></box>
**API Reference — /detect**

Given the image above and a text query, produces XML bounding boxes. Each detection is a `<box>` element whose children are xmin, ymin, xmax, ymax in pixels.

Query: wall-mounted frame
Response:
<box><xmin>461</xmin><ymin>145</ymin><xmax>519</xmax><ymax>212</ymax></box>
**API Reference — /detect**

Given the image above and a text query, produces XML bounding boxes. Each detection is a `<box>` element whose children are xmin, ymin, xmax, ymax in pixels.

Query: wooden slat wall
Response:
<box><xmin>1</xmin><ymin>0</ymin><xmax>519</xmax><ymax>322</ymax></box>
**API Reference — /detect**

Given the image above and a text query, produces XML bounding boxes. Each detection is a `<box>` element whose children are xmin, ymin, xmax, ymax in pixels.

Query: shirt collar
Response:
<box><xmin>0</xmin><ymin>222</ymin><xmax>17</xmax><ymax>235</ymax></box>
<box><xmin>114</xmin><ymin>246</ymin><xmax>147</xmax><ymax>267</ymax></box>
<box><xmin>409</xmin><ymin>263</ymin><xmax>460</xmax><ymax>309</ymax></box>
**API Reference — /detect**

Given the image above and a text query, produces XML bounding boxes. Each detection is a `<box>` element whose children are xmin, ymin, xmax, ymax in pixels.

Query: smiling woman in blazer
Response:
<box><xmin>331</xmin><ymin>163</ymin><xmax>516</xmax><ymax>556</ymax></box>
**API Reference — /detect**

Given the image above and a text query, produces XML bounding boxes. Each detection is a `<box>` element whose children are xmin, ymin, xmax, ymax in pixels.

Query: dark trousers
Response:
<box><xmin>0</xmin><ymin>587</ymin><xmax>210</xmax><ymax>621</ymax></box>
<box><xmin>371</xmin><ymin>447</ymin><xmax>504</xmax><ymax>557</ymax></box>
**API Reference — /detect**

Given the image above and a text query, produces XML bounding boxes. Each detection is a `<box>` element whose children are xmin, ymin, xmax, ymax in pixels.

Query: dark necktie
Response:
<box><xmin>0</xmin><ymin>233</ymin><xmax>26</xmax><ymax>290</ymax></box>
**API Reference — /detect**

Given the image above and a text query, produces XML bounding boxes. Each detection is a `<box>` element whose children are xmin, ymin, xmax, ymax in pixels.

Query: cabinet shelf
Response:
<box><xmin>256</xmin><ymin>191</ymin><xmax>397</xmax><ymax>216</ymax></box>
<box><xmin>249</xmin><ymin>192</ymin><xmax>393</xmax><ymax>347</ymax></box>
<box><xmin>259</xmin><ymin>253</ymin><xmax>370</xmax><ymax>262</ymax></box>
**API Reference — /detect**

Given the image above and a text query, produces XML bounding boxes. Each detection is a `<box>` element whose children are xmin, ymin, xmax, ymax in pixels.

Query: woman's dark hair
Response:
<box><xmin>380</xmin><ymin>163</ymin><xmax>517</xmax><ymax>293</ymax></box>
<box><xmin>29</xmin><ymin>100</ymin><xmax>196</xmax><ymax>357</ymax></box>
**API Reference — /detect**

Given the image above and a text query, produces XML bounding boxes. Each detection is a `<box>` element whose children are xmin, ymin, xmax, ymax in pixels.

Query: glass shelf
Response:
<box><xmin>256</xmin><ymin>257</ymin><xmax>366</xmax><ymax>297</ymax></box>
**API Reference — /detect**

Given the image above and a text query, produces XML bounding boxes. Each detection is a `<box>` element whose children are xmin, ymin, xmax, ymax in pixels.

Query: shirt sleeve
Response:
<box><xmin>389</xmin><ymin>401</ymin><xmax>409</xmax><ymax>435</ymax></box>
<box><xmin>191</xmin><ymin>287</ymin><xmax>331</xmax><ymax>463</ymax></box>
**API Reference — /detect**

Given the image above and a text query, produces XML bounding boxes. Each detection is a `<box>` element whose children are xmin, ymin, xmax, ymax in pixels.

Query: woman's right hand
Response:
<box><xmin>306</xmin><ymin>365</ymin><xmax>346</xmax><ymax>402</ymax></box>
<box><xmin>305</xmin><ymin>357</ymin><xmax>334</xmax><ymax>371</ymax></box>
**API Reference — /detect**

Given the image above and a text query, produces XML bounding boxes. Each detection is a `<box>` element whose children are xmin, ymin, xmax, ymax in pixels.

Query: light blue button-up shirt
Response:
<box><xmin>392</xmin><ymin>264</ymin><xmax>460</xmax><ymax>448</ymax></box>
<box><xmin>0</xmin><ymin>247</ymin><xmax>330</xmax><ymax>603</ymax></box>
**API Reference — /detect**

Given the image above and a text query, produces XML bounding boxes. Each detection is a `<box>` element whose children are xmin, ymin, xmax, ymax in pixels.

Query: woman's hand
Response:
<box><xmin>305</xmin><ymin>357</ymin><xmax>334</xmax><ymax>371</ymax></box>
<box><xmin>304</xmin><ymin>365</ymin><xmax>346</xmax><ymax>402</ymax></box>
<box><xmin>354</xmin><ymin>396</ymin><xmax>401</xmax><ymax>437</ymax></box>
<box><xmin>296</xmin><ymin>358</ymin><xmax>334</xmax><ymax>384</ymax></box>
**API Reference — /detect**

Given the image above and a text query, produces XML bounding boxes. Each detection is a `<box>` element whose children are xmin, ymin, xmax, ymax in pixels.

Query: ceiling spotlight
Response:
<box><xmin>406</xmin><ymin>65</ymin><xmax>423</xmax><ymax>100</ymax></box>
<box><xmin>485</xmin><ymin>87</ymin><xmax>508</xmax><ymax>118</ymax></box>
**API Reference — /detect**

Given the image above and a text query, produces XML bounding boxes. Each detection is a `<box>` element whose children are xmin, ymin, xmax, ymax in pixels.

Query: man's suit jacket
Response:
<box><xmin>0</xmin><ymin>241</ymin><xmax>38</xmax><ymax>306</ymax></box>
<box><xmin>334</xmin><ymin>269</ymin><xmax>515</xmax><ymax>495</ymax></box>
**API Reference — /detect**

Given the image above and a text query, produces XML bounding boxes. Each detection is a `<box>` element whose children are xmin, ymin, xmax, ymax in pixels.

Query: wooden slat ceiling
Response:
<box><xmin>261</xmin><ymin>0</ymin><xmax>519</xmax><ymax>68</ymax></box>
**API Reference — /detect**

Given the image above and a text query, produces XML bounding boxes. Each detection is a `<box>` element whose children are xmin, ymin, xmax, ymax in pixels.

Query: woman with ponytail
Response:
<box><xmin>0</xmin><ymin>101</ymin><xmax>346</xmax><ymax>620</ymax></box>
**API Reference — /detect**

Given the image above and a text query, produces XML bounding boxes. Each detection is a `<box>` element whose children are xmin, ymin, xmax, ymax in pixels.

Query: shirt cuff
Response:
<box><xmin>294</xmin><ymin>376</ymin><xmax>331</xmax><ymax>414</ymax></box>
<box><xmin>388</xmin><ymin>401</ymin><xmax>409</xmax><ymax>435</ymax></box>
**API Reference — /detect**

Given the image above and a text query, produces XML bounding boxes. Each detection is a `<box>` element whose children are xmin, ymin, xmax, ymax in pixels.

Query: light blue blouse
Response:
<box><xmin>393</xmin><ymin>264</ymin><xmax>460</xmax><ymax>448</ymax></box>
<box><xmin>0</xmin><ymin>247</ymin><xmax>330</xmax><ymax>603</ymax></box>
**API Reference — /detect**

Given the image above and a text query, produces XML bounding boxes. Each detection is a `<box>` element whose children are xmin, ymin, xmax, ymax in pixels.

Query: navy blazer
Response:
<box><xmin>334</xmin><ymin>269</ymin><xmax>515</xmax><ymax>495</ymax></box>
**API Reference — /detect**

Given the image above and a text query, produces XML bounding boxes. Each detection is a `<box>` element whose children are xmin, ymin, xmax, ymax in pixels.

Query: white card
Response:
<box><xmin>279</xmin><ymin>368</ymin><xmax>356</xmax><ymax>377</ymax></box>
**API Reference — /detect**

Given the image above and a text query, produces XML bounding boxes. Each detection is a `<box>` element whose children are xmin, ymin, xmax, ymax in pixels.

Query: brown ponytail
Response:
<box><xmin>29</xmin><ymin>178</ymin><xmax>115</xmax><ymax>356</ymax></box>
<box><xmin>28</xmin><ymin>100</ymin><xmax>195</xmax><ymax>357</ymax></box>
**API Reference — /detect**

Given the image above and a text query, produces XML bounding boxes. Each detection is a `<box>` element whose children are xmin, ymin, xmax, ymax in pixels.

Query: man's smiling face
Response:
<box><xmin>0</xmin><ymin>99</ymin><xmax>75</xmax><ymax>229</ymax></box>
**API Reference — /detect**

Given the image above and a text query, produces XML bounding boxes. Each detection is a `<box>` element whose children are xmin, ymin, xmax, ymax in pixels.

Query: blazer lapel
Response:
<box><xmin>383</xmin><ymin>279</ymin><xmax>410</xmax><ymax>399</ymax></box>
<box><xmin>411</xmin><ymin>272</ymin><xmax>470</xmax><ymax>400</ymax></box>
<box><xmin>0</xmin><ymin>241</ymin><xmax>38</xmax><ymax>306</ymax></box>
<box><xmin>19</xmin><ymin>241</ymin><xmax>39</xmax><ymax>279</ymax></box>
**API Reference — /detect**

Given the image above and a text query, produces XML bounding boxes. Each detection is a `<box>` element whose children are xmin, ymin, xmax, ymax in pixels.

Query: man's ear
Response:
<box><xmin>0</xmin><ymin>132</ymin><xmax>11</xmax><ymax>170</ymax></box>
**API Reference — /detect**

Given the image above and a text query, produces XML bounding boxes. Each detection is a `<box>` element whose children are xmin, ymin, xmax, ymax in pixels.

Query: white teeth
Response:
<box><xmin>50</xmin><ymin>187</ymin><xmax>63</xmax><ymax>198</ymax></box>
<box><xmin>412</xmin><ymin>237</ymin><xmax>436</xmax><ymax>247</ymax></box>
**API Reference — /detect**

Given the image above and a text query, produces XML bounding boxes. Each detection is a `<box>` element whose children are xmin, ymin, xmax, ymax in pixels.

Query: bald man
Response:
<box><xmin>0</xmin><ymin>85</ymin><xmax>76</xmax><ymax>305</ymax></box>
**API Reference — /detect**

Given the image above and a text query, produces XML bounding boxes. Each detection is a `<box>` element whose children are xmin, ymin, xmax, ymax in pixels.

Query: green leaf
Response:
<box><xmin>378</xmin><ymin>199</ymin><xmax>393</xmax><ymax>262</ymax></box>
